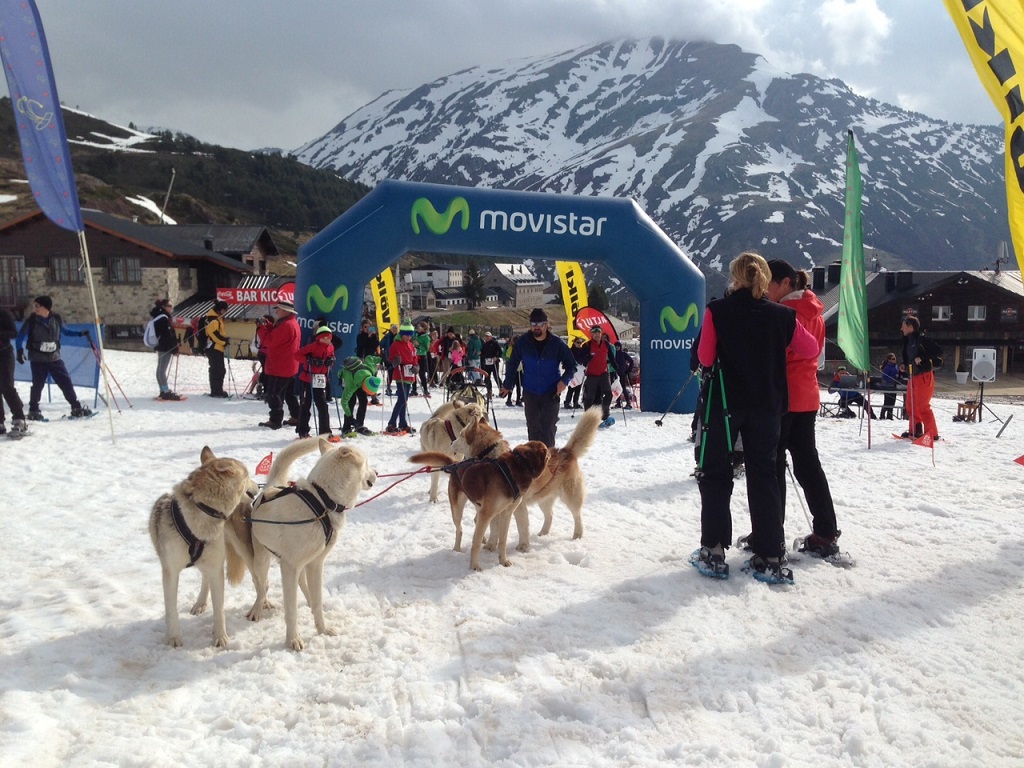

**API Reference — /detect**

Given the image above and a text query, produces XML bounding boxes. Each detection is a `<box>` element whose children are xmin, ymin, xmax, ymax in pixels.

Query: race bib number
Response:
<box><xmin>312</xmin><ymin>373</ymin><xmax>326</xmax><ymax>389</ymax></box>
<box><xmin>403</xmin><ymin>364</ymin><xmax>416</xmax><ymax>378</ymax></box>
<box><xmin>485</xmin><ymin>358</ymin><xmax>496</xmax><ymax>365</ymax></box>
<box><xmin>39</xmin><ymin>341</ymin><xmax>57</xmax><ymax>353</ymax></box>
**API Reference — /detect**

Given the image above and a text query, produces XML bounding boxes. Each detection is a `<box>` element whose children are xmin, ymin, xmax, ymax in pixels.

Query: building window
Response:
<box><xmin>106</xmin><ymin>323</ymin><xmax>144</xmax><ymax>341</ymax></box>
<box><xmin>932</xmin><ymin>305</ymin><xmax>952</xmax><ymax>322</ymax></box>
<box><xmin>107</xmin><ymin>256</ymin><xmax>142</xmax><ymax>285</ymax></box>
<box><xmin>967</xmin><ymin>305</ymin><xmax>987</xmax><ymax>322</ymax></box>
<box><xmin>178</xmin><ymin>266</ymin><xmax>193</xmax><ymax>290</ymax></box>
<box><xmin>49</xmin><ymin>255</ymin><xmax>84</xmax><ymax>284</ymax></box>
<box><xmin>0</xmin><ymin>255</ymin><xmax>27</xmax><ymax>306</ymax></box>
<box><xmin>1001</xmin><ymin>306</ymin><xmax>1018</xmax><ymax>323</ymax></box>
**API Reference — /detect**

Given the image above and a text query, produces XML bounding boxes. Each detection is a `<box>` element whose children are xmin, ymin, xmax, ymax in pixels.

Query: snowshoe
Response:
<box><xmin>742</xmin><ymin>555</ymin><xmax>794</xmax><ymax>585</ymax></box>
<box><xmin>792</xmin><ymin>532</ymin><xmax>855</xmax><ymax>568</ymax></box>
<box><xmin>598</xmin><ymin>416</ymin><xmax>616</xmax><ymax>429</ymax></box>
<box><xmin>689</xmin><ymin>548</ymin><xmax>729</xmax><ymax>580</ymax></box>
<box><xmin>355</xmin><ymin>426</ymin><xmax>374</xmax><ymax>436</ymax></box>
<box><xmin>27</xmin><ymin>410</ymin><xmax>47</xmax><ymax>422</ymax></box>
<box><xmin>6</xmin><ymin>419</ymin><xmax>29</xmax><ymax>439</ymax></box>
<box><xmin>68</xmin><ymin>406</ymin><xmax>94</xmax><ymax>419</ymax></box>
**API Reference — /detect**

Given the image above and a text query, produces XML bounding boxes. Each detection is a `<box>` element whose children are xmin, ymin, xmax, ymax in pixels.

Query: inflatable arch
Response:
<box><xmin>296</xmin><ymin>180</ymin><xmax>704</xmax><ymax>414</ymax></box>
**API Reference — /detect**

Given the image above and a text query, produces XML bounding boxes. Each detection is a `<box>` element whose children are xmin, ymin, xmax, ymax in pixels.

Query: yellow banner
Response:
<box><xmin>370</xmin><ymin>268</ymin><xmax>400</xmax><ymax>332</ymax></box>
<box><xmin>944</xmin><ymin>0</ymin><xmax>1024</xmax><ymax>275</ymax></box>
<box><xmin>556</xmin><ymin>261</ymin><xmax>589</xmax><ymax>342</ymax></box>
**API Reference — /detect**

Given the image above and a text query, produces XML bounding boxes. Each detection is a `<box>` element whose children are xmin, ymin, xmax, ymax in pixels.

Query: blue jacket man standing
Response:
<box><xmin>500</xmin><ymin>307</ymin><xmax>577</xmax><ymax>447</ymax></box>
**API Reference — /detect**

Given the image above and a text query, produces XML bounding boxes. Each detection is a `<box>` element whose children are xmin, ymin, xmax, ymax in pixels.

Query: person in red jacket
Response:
<box><xmin>295</xmin><ymin>326</ymin><xmax>336</xmax><ymax>439</ymax></box>
<box><xmin>581</xmin><ymin>325</ymin><xmax>616</xmax><ymax>427</ymax></box>
<box><xmin>759</xmin><ymin>259</ymin><xmax>842</xmax><ymax>559</ymax></box>
<box><xmin>259</xmin><ymin>301</ymin><xmax>300</xmax><ymax>430</ymax></box>
<box><xmin>385</xmin><ymin>324</ymin><xmax>418</xmax><ymax>434</ymax></box>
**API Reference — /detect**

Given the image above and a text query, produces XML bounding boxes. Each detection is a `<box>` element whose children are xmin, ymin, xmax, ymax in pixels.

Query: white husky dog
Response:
<box><xmin>239</xmin><ymin>437</ymin><xmax>376</xmax><ymax>650</ymax></box>
<box><xmin>418</xmin><ymin>401</ymin><xmax>483</xmax><ymax>503</ymax></box>
<box><xmin>148</xmin><ymin>446</ymin><xmax>255</xmax><ymax>648</ymax></box>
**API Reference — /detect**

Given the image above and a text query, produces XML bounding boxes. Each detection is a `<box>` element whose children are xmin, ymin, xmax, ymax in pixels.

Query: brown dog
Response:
<box><xmin>451</xmin><ymin>407</ymin><xmax>603</xmax><ymax>553</ymax></box>
<box><xmin>409</xmin><ymin>441</ymin><xmax>549</xmax><ymax>570</ymax></box>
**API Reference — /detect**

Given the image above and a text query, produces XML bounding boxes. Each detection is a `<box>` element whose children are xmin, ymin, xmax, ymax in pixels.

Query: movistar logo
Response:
<box><xmin>411</xmin><ymin>196</ymin><xmax>470</xmax><ymax>235</ymax></box>
<box><xmin>307</xmin><ymin>284</ymin><xmax>349</xmax><ymax>313</ymax></box>
<box><xmin>660</xmin><ymin>303</ymin><xmax>699</xmax><ymax>333</ymax></box>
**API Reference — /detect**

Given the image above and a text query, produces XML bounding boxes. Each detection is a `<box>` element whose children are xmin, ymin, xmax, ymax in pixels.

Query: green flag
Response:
<box><xmin>837</xmin><ymin>130</ymin><xmax>869</xmax><ymax>372</ymax></box>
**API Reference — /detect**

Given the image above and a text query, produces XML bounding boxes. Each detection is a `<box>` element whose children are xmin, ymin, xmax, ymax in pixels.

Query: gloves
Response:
<box><xmin>79</xmin><ymin>330</ymin><xmax>90</xmax><ymax>338</ymax></box>
<box><xmin>16</xmin><ymin>348</ymin><xmax>25</xmax><ymax>364</ymax></box>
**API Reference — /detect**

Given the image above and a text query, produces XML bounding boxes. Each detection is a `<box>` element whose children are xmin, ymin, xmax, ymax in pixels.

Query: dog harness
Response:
<box><xmin>170</xmin><ymin>497</ymin><xmax>226</xmax><ymax>567</ymax></box>
<box><xmin>249</xmin><ymin>482</ymin><xmax>344</xmax><ymax>546</ymax></box>
<box><xmin>444</xmin><ymin>456</ymin><xmax>522</xmax><ymax>500</ymax></box>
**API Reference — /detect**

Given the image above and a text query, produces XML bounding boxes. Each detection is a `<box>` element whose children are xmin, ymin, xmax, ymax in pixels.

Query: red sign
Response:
<box><xmin>216</xmin><ymin>286</ymin><xmax>287</xmax><ymax>305</ymax></box>
<box><xmin>574</xmin><ymin>307</ymin><xmax>619</xmax><ymax>344</ymax></box>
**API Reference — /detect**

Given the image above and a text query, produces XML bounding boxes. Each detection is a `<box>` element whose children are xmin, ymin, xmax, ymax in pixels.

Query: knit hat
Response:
<box><xmin>399</xmin><ymin>323</ymin><xmax>415</xmax><ymax>335</ymax></box>
<box><xmin>34</xmin><ymin>295</ymin><xmax>53</xmax><ymax>311</ymax></box>
<box><xmin>484</xmin><ymin>331</ymin><xmax>492</xmax><ymax>337</ymax></box>
<box><xmin>213</xmin><ymin>300</ymin><xmax>229</xmax><ymax>313</ymax></box>
<box><xmin>315</xmin><ymin>326</ymin><xmax>332</xmax><ymax>337</ymax></box>
<box><xmin>363</xmin><ymin>375</ymin><xmax>382</xmax><ymax>395</ymax></box>
<box><xmin>529</xmin><ymin>308</ymin><xmax>548</xmax><ymax>323</ymax></box>
<box><xmin>276</xmin><ymin>301</ymin><xmax>297</xmax><ymax>314</ymax></box>
<box><xmin>469</xmin><ymin>329</ymin><xmax>476</xmax><ymax>335</ymax></box>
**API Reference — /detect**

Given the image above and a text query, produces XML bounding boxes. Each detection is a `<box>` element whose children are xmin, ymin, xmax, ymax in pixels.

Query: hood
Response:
<box><xmin>781</xmin><ymin>289</ymin><xmax>824</xmax><ymax>322</ymax></box>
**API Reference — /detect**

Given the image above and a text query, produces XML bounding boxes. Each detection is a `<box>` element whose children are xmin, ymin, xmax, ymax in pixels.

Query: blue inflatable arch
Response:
<box><xmin>296</xmin><ymin>180</ymin><xmax>704</xmax><ymax>414</ymax></box>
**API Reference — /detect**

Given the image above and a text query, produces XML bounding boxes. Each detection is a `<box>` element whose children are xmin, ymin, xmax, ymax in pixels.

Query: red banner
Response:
<box><xmin>216</xmin><ymin>287</ymin><xmax>284</xmax><ymax>305</ymax></box>
<box><xmin>574</xmin><ymin>307</ymin><xmax>619</xmax><ymax>344</ymax></box>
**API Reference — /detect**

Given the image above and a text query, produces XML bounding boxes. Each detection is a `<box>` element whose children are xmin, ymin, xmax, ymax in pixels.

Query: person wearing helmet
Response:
<box><xmin>295</xmin><ymin>325</ymin><xmax>337</xmax><ymax>440</ymax></box>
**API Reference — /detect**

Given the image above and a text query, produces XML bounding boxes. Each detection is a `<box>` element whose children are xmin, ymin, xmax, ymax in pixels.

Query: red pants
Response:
<box><xmin>907</xmin><ymin>371</ymin><xmax>938</xmax><ymax>438</ymax></box>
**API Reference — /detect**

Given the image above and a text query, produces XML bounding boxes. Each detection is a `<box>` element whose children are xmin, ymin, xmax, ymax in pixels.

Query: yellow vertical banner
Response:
<box><xmin>371</xmin><ymin>268</ymin><xmax>400</xmax><ymax>332</ymax></box>
<box><xmin>944</xmin><ymin>0</ymin><xmax>1024</xmax><ymax>276</ymax></box>
<box><xmin>556</xmin><ymin>261</ymin><xmax>589</xmax><ymax>342</ymax></box>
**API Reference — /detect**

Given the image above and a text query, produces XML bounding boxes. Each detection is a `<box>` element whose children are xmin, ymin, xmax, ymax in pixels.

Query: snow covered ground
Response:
<box><xmin>2</xmin><ymin>349</ymin><xmax>1022</xmax><ymax>767</ymax></box>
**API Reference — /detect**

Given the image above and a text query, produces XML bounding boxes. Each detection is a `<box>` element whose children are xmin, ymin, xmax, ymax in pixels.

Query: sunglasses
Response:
<box><xmin>530</xmin><ymin>322</ymin><xmax>546</xmax><ymax>328</ymax></box>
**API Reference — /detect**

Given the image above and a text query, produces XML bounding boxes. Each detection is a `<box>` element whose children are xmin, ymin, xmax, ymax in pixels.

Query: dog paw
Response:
<box><xmin>500</xmin><ymin>558</ymin><xmax>513</xmax><ymax>567</ymax></box>
<box><xmin>289</xmin><ymin>636</ymin><xmax>305</xmax><ymax>651</ymax></box>
<box><xmin>190</xmin><ymin>601</ymin><xmax>208</xmax><ymax>616</ymax></box>
<box><xmin>246</xmin><ymin>607</ymin><xmax>263</xmax><ymax>622</ymax></box>
<box><xmin>213</xmin><ymin>634</ymin><xmax>230</xmax><ymax>649</ymax></box>
<box><xmin>516</xmin><ymin>542</ymin><xmax>531</xmax><ymax>553</ymax></box>
<box><xmin>320</xmin><ymin>626</ymin><xmax>338</xmax><ymax>637</ymax></box>
<box><xmin>167</xmin><ymin>635</ymin><xmax>183</xmax><ymax>648</ymax></box>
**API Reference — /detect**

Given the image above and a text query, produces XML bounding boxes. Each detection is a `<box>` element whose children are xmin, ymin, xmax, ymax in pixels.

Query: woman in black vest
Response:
<box><xmin>692</xmin><ymin>253</ymin><xmax>817</xmax><ymax>583</ymax></box>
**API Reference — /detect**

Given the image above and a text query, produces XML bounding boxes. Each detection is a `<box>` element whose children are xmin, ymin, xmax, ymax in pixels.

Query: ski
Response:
<box><xmin>689</xmin><ymin>548</ymin><xmax>729</xmax><ymax>580</ymax></box>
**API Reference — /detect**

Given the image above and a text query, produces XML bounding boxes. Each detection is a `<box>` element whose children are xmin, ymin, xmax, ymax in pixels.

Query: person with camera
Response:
<box><xmin>15</xmin><ymin>295</ymin><xmax>92</xmax><ymax>419</ymax></box>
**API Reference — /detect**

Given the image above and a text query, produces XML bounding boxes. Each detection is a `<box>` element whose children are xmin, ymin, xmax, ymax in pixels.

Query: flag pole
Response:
<box><xmin>78</xmin><ymin>230</ymin><xmax>117</xmax><ymax>442</ymax></box>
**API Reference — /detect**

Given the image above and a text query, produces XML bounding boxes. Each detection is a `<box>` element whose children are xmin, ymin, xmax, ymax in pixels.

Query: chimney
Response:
<box><xmin>812</xmin><ymin>266</ymin><xmax>825</xmax><ymax>292</ymax></box>
<box><xmin>827</xmin><ymin>262</ymin><xmax>842</xmax><ymax>285</ymax></box>
<box><xmin>896</xmin><ymin>271</ymin><xmax>913</xmax><ymax>291</ymax></box>
<box><xmin>204</xmin><ymin>238</ymin><xmax>214</xmax><ymax>251</ymax></box>
<box><xmin>885</xmin><ymin>272</ymin><xmax>896</xmax><ymax>292</ymax></box>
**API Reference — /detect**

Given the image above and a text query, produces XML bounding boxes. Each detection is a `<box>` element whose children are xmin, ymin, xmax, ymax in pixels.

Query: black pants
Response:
<box><xmin>265</xmin><ymin>374</ymin><xmax>299</xmax><ymax>426</ymax></box>
<box><xmin>777</xmin><ymin>411</ymin><xmax>838</xmax><ymax>539</ymax></box>
<box><xmin>417</xmin><ymin>355</ymin><xmax>430</xmax><ymax>393</ymax></box>
<box><xmin>505</xmin><ymin>368</ymin><xmax>522</xmax><ymax>404</ymax></box>
<box><xmin>0</xmin><ymin>345</ymin><xmax>25</xmax><ymax>421</ymax></box>
<box><xmin>564</xmin><ymin>383</ymin><xmax>582</xmax><ymax>408</ymax></box>
<box><xmin>523</xmin><ymin>389</ymin><xmax>561</xmax><ymax>447</ymax></box>
<box><xmin>483</xmin><ymin>361</ymin><xmax>501</xmax><ymax>394</ymax></box>
<box><xmin>583</xmin><ymin>372</ymin><xmax>612</xmax><ymax>420</ymax></box>
<box><xmin>342</xmin><ymin>388</ymin><xmax>368</xmax><ymax>432</ymax></box>
<box><xmin>29</xmin><ymin>359</ymin><xmax>81</xmax><ymax>410</ymax></box>
<box><xmin>207</xmin><ymin>350</ymin><xmax>226</xmax><ymax>395</ymax></box>
<box><xmin>388</xmin><ymin>380</ymin><xmax>410</xmax><ymax>430</ymax></box>
<box><xmin>880</xmin><ymin>391</ymin><xmax>897</xmax><ymax>419</ymax></box>
<box><xmin>298</xmin><ymin>383</ymin><xmax>330</xmax><ymax>437</ymax></box>
<box><xmin>697</xmin><ymin>400</ymin><xmax>785</xmax><ymax>559</ymax></box>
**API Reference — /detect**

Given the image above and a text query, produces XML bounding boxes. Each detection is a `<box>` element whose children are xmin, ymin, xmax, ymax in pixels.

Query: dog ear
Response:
<box><xmin>200</xmin><ymin>445</ymin><xmax>216</xmax><ymax>463</ymax></box>
<box><xmin>319</xmin><ymin>436</ymin><xmax>333</xmax><ymax>455</ymax></box>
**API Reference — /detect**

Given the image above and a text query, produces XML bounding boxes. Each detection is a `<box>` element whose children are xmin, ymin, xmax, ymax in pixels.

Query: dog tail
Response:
<box><xmin>560</xmin><ymin>406</ymin><xmax>603</xmax><ymax>459</ymax></box>
<box><xmin>409</xmin><ymin>451</ymin><xmax>459</xmax><ymax>468</ymax></box>
<box><xmin>264</xmin><ymin>438</ymin><xmax>321</xmax><ymax>489</ymax></box>
<box><xmin>223</xmin><ymin>511</ymin><xmax>254</xmax><ymax>586</ymax></box>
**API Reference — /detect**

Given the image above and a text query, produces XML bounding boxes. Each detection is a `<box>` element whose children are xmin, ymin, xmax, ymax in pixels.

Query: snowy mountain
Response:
<box><xmin>295</xmin><ymin>38</ymin><xmax>1008</xmax><ymax>297</ymax></box>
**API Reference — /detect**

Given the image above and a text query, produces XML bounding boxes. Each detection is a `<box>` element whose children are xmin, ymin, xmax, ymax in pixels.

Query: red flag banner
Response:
<box><xmin>216</xmin><ymin>287</ymin><xmax>286</xmax><ymax>305</ymax></box>
<box><xmin>574</xmin><ymin>307</ymin><xmax>618</xmax><ymax>344</ymax></box>
<box><xmin>255</xmin><ymin>452</ymin><xmax>273</xmax><ymax>475</ymax></box>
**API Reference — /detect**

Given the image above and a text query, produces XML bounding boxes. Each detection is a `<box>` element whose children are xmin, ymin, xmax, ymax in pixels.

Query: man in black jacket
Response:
<box><xmin>15</xmin><ymin>295</ymin><xmax>92</xmax><ymax>419</ymax></box>
<box><xmin>0</xmin><ymin>306</ymin><xmax>27</xmax><ymax>436</ymax></box>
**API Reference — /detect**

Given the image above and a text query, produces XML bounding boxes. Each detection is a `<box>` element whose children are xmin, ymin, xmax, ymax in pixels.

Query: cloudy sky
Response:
<box><xmin>6</xmin><ymin>0</ymin><xmax>1000</xmax><ymax>152</ymax></box>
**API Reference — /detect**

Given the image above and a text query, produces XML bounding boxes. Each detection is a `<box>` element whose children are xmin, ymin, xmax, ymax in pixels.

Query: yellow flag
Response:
<box><xmin>944</xmin><ymin>0</ymin><xmax>1024</xmax><ymax>276</ymax></box>
<box><xmin>370</xmin><ymin>268</ymin><xmax>400</xmax><ymax>332</ymax></box>
<box><xmin>556</xmin><ymin>261</ymin><xmax>589</xmax><ymax>342</ymax></box>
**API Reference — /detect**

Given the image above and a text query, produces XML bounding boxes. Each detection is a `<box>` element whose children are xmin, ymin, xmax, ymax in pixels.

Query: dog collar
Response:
<box><xmin>195</xmin><ymin>500</ymin><xmax>226</xmax><ymax>520</ymax></box>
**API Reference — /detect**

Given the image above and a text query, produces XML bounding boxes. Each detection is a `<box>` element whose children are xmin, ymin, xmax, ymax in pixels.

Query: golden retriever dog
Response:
<box><xmin>450</xmin><ymin>407</ymin><xmax>602</xmax><ymax>552</ymax></box>
<box><xmin>418</xmin><ymin>401</ymin><xmax>484</xmax><ymax>503</ymax></box>
<box><xmin>231</xmin><ymin>438</ymin><xmax>376</xmax><ymax>650</ymax></box>
<box><xmin>148</xmin><ymin>446</ymin><xmax>255</xmax><ymax>648</ymax></box>
<box><xmin>409</xmin><ymin>441</ymin><xmax>549</xmax><ymax>570</ymax></box>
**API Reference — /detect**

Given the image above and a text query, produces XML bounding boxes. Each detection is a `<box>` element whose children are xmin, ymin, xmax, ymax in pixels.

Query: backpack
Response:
<box><xmin>143</xmin><ymin>316</ymin><xmax>160</xmax><ymax>348</ymax></box>
<box><xmin>195</xmin><ymin>315</ymin><xmax>211</xmax><ymax>350</ymax></box>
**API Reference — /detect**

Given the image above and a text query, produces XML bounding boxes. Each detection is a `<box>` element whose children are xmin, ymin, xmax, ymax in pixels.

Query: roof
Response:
<box><xmin>820</xmin><ymin>269</ymin><xmax>1024</xmax><ymax>323</ymax></box>
<box><xmin>488</xmin><ymin>263</ymin><xmax>542</xmax><ymax>285</ymax></box>
<box><xmin>152</xmin><ymin>224</ymin><xmax>279</xmax><ymax>257</ymax></box>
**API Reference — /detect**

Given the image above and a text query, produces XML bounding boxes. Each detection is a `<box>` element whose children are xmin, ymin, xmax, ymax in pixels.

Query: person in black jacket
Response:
<box><xmin>0</xmin><ymin>306</ymin><xmax>27</xmax><ymax>436</ymax></box>
<box><xmin>15</xmin><ymin>295</ymin><xmax>92</xmax><ymax>419</ymax></box>
<box><xmin>151</xmin><ymin>299</ymin><xmax>183</xmax><ymax>401</ymax></box>
<box><xmin>692</xmin><ymin>253</ymin><xmax>818</xmax><ymax>583</ymax></box>
<box><xmin>899</xmin><ymin>314</ymin><xmax>943</xmax><ymax>439</ymax></box>
<box><xmin>480</xmin><ymin>330</ymin><xmax>503</xmax><ymax>396</ymax></box>
<box><xmin>563</xmin><ymin>336</ymin><xmax>588</xmax><ymax>409</ymax></box>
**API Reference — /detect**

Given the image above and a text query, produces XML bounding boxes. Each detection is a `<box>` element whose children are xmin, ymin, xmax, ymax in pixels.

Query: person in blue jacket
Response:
<box><xmin>499</xmin><ymin>307</ymin><xmax>577</xmax><ymax>447</ymax></box>
<box><xmin>16</xmin><ymin>295</ymin><xmax>92</xmax><ymax>419</ymax></box>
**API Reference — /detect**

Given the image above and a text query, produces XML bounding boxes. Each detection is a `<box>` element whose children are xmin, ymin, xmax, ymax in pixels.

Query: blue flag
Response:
<box><xmin>0</xmin><ymin>0</ymin><xmax>83</xmax><ymax>232</ymax></box>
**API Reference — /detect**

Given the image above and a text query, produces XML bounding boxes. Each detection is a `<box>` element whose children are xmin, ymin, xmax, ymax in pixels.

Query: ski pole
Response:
<box><xmin>785</xmin><ymin>462</ymin><xmax>814</xmax><ymax>532</ymax></box>
<box><xmin>86</xmin><ymin>333</ymin><xmax>132</xmax><ymax>408</ymax></box>
<box><xmin>654</xmin><ymin>368</ymin><xmax>698</xmax><ymax>426</ymax></box>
